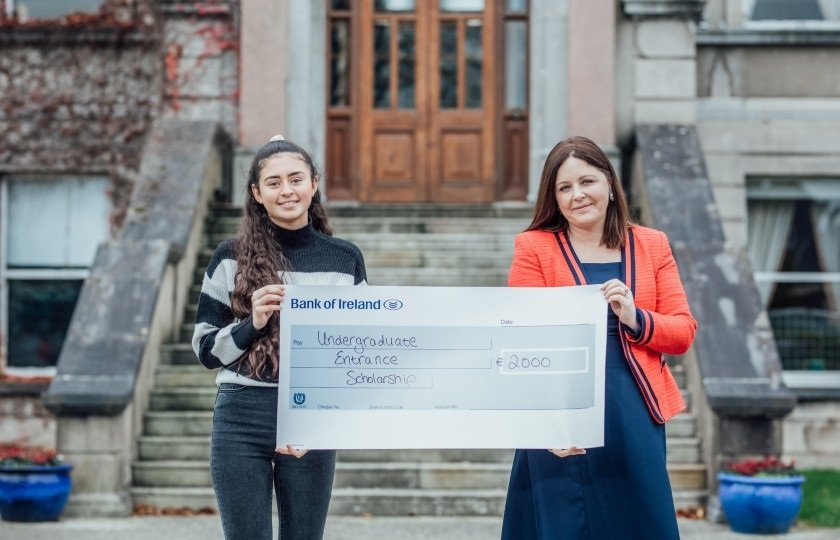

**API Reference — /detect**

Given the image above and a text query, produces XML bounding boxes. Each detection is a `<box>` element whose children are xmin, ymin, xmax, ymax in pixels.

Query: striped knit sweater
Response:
<box><xmin>192</xmin><ymin>222</ymin><xmax>367</xmax><ymax>387</ymax></box>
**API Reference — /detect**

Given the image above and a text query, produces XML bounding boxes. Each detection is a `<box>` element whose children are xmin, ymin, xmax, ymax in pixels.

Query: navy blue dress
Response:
<box><xmin>501</xmin><ymin>262</ymin><xmax>679</xmax><ymax>540</ymax></box>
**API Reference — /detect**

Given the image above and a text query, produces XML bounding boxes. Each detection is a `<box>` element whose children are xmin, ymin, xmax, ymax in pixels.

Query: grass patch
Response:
<box><xmin>799</xmin><ymin>469</ymin><xmax>840</xmax><ymax>528</ymax></box>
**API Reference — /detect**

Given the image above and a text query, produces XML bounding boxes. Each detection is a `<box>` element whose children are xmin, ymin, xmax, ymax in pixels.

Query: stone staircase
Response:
<box><xmin>131</xmin><ymin>203</ymin><xmax>707</xmax><ymax>514</ymax></box>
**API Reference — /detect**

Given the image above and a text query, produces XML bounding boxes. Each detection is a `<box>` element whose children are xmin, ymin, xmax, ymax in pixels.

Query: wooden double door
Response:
<box><xmin>327</xmin><ymin>0</ymin><xmax>513</xmax><ymax>203</ymax></box>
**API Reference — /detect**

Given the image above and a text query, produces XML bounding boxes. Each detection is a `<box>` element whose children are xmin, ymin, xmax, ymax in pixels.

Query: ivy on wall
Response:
<box><xmin>0</xmin><ymin>0</ymin><xmax>240</xmax><ymax>234</ymax></box>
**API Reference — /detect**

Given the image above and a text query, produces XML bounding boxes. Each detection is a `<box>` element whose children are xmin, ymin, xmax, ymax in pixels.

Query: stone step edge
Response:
<box><xmin>210</xmin><ymin>206</ymin><xmax>534</xmax><ymax>219</ymax></box>
<box><xmin>144</xmin><ymin>408</ymin><xmax>697</xmax><ymax>419</ymax></box>
<box><xmin>132</xmin><ymin>460</ymin><xmax>706</xmax><ymax>473</ymax></box>
<box><xmin>133</xmin><ymin>486</ymin><xmax>508</xmax><ymax>495</ymax></box>
<box><xmin>132</xmin><ymin>460</ymin><xmax>512</xmax><ymax>470</ymax></box>
<box><xmin>129</xmin><ymin>487</ymin><xmax>706</xmax><ymax>514</ymax></box>
<box><xmin>132</xmin><ymin>486</ymin><xmax>706</xmax><ymax>499</ymax></box>
<box><xmin>145</xmin><ymin>410</ymin><xmax>213</xmax><ymax>417</ymax></box>
<box><xmin>137</xmin><ymin>433</ymin><xmax>701</xmax><ymax>445</ymax></box>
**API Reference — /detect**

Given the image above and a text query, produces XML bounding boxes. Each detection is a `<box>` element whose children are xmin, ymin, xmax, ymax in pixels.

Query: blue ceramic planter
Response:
<box><xmin>0</xmin><ymin>464</ymin><xmax>73</xmax><ymax>522</ymax></box>
<box><xmin>718</xmin><ymin>472</ymin><xmax>805</xmax><ymax>534</ymax></box>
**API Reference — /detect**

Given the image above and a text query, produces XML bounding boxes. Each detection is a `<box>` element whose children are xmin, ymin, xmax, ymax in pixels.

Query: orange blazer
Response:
<box><xmin>508</xmin><ymin>225</ymin><xmax>697</xmax><ymax>424</ymax></box>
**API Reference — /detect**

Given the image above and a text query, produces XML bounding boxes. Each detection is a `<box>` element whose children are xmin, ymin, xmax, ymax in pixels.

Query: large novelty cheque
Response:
<box><xmin>277</xmin><ymin>285</ymin><xmax>606</xmax><ymax>450</ymax></box>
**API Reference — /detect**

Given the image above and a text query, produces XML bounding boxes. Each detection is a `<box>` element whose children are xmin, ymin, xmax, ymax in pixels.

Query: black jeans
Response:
<box><xmin>210</xmin><ymin>384</ymin><xmax>336</xmax><ymax>540</ymax></box>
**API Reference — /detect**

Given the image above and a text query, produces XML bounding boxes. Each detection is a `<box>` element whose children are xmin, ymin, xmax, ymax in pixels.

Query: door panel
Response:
<box><xmin>326</xmin><ymin>115</ymin><xmax>353</xmax><ymax>198</ymax></box>
<box><xmin>440</xmin><ymin>130</ymin><xmax>482</xmax><ymax>181</ymax></box>
<box><xmin>373</xmin><ymin>131</ymin><xmax>416</xmax><ymax>185</ymax></box>
<box><xmin>328</xmin><ymin>0</ymin><xmax>515</xmax><ymax>203</ymax></box>
<box><xmin>359</xmin><ymin>4</ymin><xmax>427</xmax><ymax>201</ymax></box>
<box><xmin>428</xmin><ymin>6</ymin><xmax>495</xmax><ymax>202</ymax></box>
<box><xmin>326</xmin><ymin>4</ymin><xmax>355</xmax><ymax>199</ymax></box>
<box><xmin>361</xmin><ymin>0</ymin><xmax>495</xmax><ymax>202</ymax></box>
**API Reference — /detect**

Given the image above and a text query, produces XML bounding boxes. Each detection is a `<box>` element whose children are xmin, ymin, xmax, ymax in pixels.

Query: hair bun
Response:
<box><xmin>269</xmin><ymin>134</ymin><xmax>285</xmax><ymax>142</ymax></box>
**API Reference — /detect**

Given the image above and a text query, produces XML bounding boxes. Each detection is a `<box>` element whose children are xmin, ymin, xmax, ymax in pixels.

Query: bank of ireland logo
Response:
<box><xmin>383</xmin><ymin>299</ymin><xmax>404</xmax><ymax>310</ymax></box>
<box><xmin>293</xmin><ymin>393</ymin><xmax>306</xmax><ymax>405</ymax></box>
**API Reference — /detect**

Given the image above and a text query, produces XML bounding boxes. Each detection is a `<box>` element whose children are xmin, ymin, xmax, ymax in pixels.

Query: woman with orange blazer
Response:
<box><xmin>501</xmin><ymin>136</ymin><xmax>697</xmax><ymax>540</ymax></box>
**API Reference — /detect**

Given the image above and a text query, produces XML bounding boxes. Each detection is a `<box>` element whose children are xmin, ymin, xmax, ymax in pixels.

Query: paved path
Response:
<box><xmin>2</xmin><ymin>516</ymin><xmax>837</xmax><ymax>540</ymax></box>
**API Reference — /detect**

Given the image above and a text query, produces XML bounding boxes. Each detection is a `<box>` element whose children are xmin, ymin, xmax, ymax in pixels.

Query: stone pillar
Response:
<box><xmin>55</xmin><ymin>412</ymin><xmax>135</xmax><ymax>516</ymax></box>
<box><xmin>285</xmin><ymin>0</ymin><xmax>327</xmax><ymax>178</ymax></box>
<box><xmin>161</xmin><ymin>2</ymin><xmax>239</xmax><ymax>138</ymax></box>
<box><xmin>528</xmin><ymin>0</ymin><xmax>570</xmax><ymax>201</ymax></box>
<box><xmin>621</xmin><ymin>0</ymin><xmax>706</xmax><ymax>125</ymax></box>
<box><xmin>240</xmin><ymin>0</ymin><xmax>287</xmax><ymax>147</ymax></box>
<box><xmin>235</xmin><ymin>0</ymin><xmax>289</xmax><ymax>206</ymax></box>
<box><xmin>568</xmin><ymin>0</ymin><xmax>615</xmax><ymax>146</ymax></box>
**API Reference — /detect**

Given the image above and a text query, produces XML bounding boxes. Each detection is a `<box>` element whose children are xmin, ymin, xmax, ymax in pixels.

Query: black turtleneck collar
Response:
<box><xmin>269</xmin><ymin>221</ymin><xmax>318</xmax><ymax>248</ymax></box>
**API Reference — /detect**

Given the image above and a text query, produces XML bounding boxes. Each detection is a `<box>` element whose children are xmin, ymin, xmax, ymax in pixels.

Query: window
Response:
<box><xmin>503</xmin><ymin>0</ymin><xmax>528</xmax><ymax>110</ymax></box>
<box><xmin>500</xmin><ymin>0</ymin><xmax>528</xmax><ymax>200</ymax></box>
<box><xmin>752</xmin><ymin>0</ymin><xmax>824</xmax><ymax>20</ymax></box>
<box><xmin>744</xmin><ymin>0</ymin><xmax>840</xmax><ymax>23</ymax></box>
<box><xmin>5</xmin><ymin>0</ymin><xmax>102</xmax><ymax>20</ymax></box>
<box><xmin>747</xmin><ymin>178</ymin><xmax>840</xmax><ymax>371</ymax></box>
<box><xmin>0</xmin><ymin>175</ymin><xmax>110</xmax><ymax>375</ymax></box>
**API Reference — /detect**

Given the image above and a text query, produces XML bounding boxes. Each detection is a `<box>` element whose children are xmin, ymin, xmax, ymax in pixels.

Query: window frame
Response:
<box><xmin>741</xmin><ymin>0</ymin><xmax>840</xmax><ymax>30</ymax></box>
<box><xmin>746</xmin><ymin>176</ymin><xmax>840</xmax><ymax>386</ymax></box>
<box><xmin>0</xmin><ymin>176</ymin><xmax>104</xmax><ymax>377</ymax></box>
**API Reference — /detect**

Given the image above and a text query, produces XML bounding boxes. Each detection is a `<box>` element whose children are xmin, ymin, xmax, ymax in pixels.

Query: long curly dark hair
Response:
<box><xmin>230</xmin><ymin>139</ymin><xmax>333</xmax><ymax>380</ymax></box>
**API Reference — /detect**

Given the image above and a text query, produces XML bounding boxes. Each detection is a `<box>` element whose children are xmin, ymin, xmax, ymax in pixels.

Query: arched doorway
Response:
<box><xmin>326</xmin><ymin>0</ymin><xmax>529</xmax><ymax>203</ymax></box>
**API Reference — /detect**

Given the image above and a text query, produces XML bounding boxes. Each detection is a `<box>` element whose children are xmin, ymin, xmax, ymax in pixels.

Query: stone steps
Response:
<box><xmin>160</xmin><ymin>343</ymin><xmax>199</xmax><ymax>365</ymax></box>
<box><xmin>154</xmin><ymin>365</ymin><xmax>216</xmax><ymax>387</ymax></box>
<box><xmin>130</xmin><ymin>486</ymin><xmax>510</xmax><ymax>517</ymax></box>
<box><xmin>149</xmin><ymin>387</ymin><xmax>216</xmax><ymax>410</ymax></box>
<box><xmin>208</xmin><ymin>216</ymin><xmax>531</xmax><ymax>235</ymax></box>
<box><xmin>133</xmin><ymin>203</ymin><xmax>708</xmax><ymax>515</ymax></box>
<box><xmin>131</xmin><ymin>487</ymin><xmax>218</xmax><ymax>510</ymax></box>
<box><xmin>144</xmin><ymin>411</ymin><xmax>212</xmax><ymax>436</ymax></box>
<box><xmin>330</xmin><ymin>487</ymin><xmax>509</xmax><ymax>517</ymax></box>
<box><xmin>368</xmin><ymin>268</ymin><xmax>509</xmax><ymax>286</ymax></box>
<box><xmin>141</xmin><ymin>402</ymin><xmax>697</xmax><ymax>442</ymax></box>
<box><xmin>133</xmin><ymin>461</ymin><xmax>513</xmax><ymax>490</ymax></box>
<box><xmin>137</xmin><ymin>432</ymin><xmax>701</xmax><ymax>465</ymax></box>
<box><xmin>186</xmin><ymin>266</ymin><xmax>512</xmax><ymax>303</ymax></box>
<box><xmin>139</xmin><ymin>436</ymin><xmax>210</xmax><ymax>461</ymax></box>
<box><xmin>131</xmin><ymin>461</ymin><xmax>706</xmax><ymax>513</ymax></box>
<box><xmin>336</xmin><ymin>449</ymin><xmax>515</xmax><ymax>464</ymax></box>
<box><xmin>205</xmin><ymin>232</ymin><xmax>516</xmax><ymax>252</ymax></box>
<box><xmin>665</xmin><ymin>409</ymin><xmax>694</xmax><ymax>437</ymax></box>
<box><xmin>150</xmin><ymin>368</ymin><xmax>691</xmax><ymax>418</ymax></box>
<box><xmin>194</xmin><ymin>248</ymin><xmax>515</xmax><ymax>275</ymax></box>
<box><xmin>210</xmin><ymin>202</ymin><xmax>534</xmax><ymax>219</ymax></box>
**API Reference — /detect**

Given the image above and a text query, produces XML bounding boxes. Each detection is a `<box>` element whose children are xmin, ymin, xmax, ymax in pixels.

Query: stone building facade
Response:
<box><xmin>1</xmin><ymin>0</ymin><xmax>838</xmax><ymax>514</ymax></box>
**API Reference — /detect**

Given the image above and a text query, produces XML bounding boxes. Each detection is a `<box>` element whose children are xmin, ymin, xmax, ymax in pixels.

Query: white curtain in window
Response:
<box><xmin>747</xmin><ymin>200</ymin><xmax>795</xmax><ymax>306</ymax></box>
<box><xmin>8</xmin><ymin>176</ymin><xmax>109</xmax><ymax>267</ymax></box>
<box><xmin>813</xmin><ymin>201</ymin><xmax>840</xmax><ymax>311</ymax></box>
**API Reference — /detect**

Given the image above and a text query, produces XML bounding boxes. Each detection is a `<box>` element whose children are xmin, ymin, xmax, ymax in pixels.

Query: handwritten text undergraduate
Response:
<box><xmin>317</xmin><ymin>330</ymin><xmax>418</xmax><ymax>354</ymax></box>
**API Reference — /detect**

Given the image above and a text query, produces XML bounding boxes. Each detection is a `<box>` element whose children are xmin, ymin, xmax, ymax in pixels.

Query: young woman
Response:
<box><xmin>502</xmin><ymin>136</ymin><xmax>697</xmax><ymax>539</ymax></box>
<box><xmin>192</xmin><ymin>136</ymin><xmax>367</xmax><ymax>540</ymax></box>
